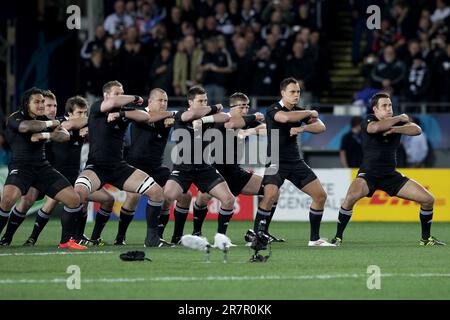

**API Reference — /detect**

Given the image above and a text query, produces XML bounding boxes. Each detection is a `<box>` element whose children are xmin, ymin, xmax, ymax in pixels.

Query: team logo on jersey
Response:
<box><xmin>171</xmin><ymin>171</ymin><xmax>180</xmax><ymax>176</ymax></box>
<box><xmin>10</xmin><ymin>169</ymin><xmax>19</xmax><ymax>175</ymax></box>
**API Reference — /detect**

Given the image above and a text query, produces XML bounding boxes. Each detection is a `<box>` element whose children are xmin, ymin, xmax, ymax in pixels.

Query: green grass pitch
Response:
<box><xmin>0</xmin><ymin>219</ymin><xmax>449</xmax><ymax>300</ymax></box>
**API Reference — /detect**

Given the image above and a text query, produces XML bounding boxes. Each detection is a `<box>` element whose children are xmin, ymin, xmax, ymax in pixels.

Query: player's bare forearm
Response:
<box><xmin>274</xmin><ymin>110</ymin><xmax>317</xmax><ymax>123</ymax></box>
<box><xmin>303</xmin><ymin>119</ymin><xmax>326</xmax><ymax>133</ymax></box>
<box><xmin>100</xmin><ymin>95</ymin><xmax>142</xmax><ymax>112</ymax></box>
<box><xmin>125</xmin><ymin>110</ymin><xmax>150</xmax><ymax>123</ymax></box>
<box><xmin>224</xmin><ymin>115</ymin><xmax>245</xmax><ymax>129</ymax></box>
<box><xmin>386</xmin><ymin>123</ymin><xmax>422</xmax><ymax>136</ymax></box>
<box><xmin>367</xmin><ymin>114</ymin><xmax>409</xmax><ymax>133</ymax></box>
<box><xmin>61</xmin><ymin>117</ymin><xmax>88</xmax><ymax>130</ymax></box>
<box><xmin>148</xmin><ymin>111</ymin><xmax>175</xmax><ymax>123</ymax></box>
<box><xmin>212</xmin><ymin>112</ymin><xmax>231</xmax><ymax>123</ymax></box>
<box><xmin>19</xmin><ymin>120</ymin><xmax>60</xmax><ymax>133</ymax></box>
<box><xmin>50</xmin><ymin>129</ymin><xmax>70</xmax><ymax>142</ymax></box>
<box><xmin>181</xmin><ymin>105</ymin><xmax>221</xmax><ymax>122</ymax></box>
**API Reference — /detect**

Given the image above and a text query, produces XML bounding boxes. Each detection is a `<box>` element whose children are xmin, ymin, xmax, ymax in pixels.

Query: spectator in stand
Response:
<box><xmin>116</xmin><ymin>26</ymin><xmax>148</xmax><ymax>95</ymax></box>
<box><xmin>351</xmin><ymin>0</ymin><xmax>376</xmax><ymax>66</ymax></box>
<box><xmin>103</xmin><ymin>35</ymin><xmax>119</xmax><ymax>70</ymax></box>
<box><xmin>405</xmin><ymin>54</ymin><xmax>431</xmax><ymax>102</ymax></box>
<box><xmin>392</xmin><ymin>1</ymin><xmax>416</xmax><ymax>41</ymax></box>
<box><xmin>150</xmin><ymin>46</ymin><xmax>173</xmax><ymax>94</ymax></box>
<box><xmin>430</xmin><ymin>0</ymin><xmax>450</xmax><ymax>24</ymax></box>
<box><xmin>284</xmin><ymin>41</ymin><xmax>316</xmax><ymax>104</ymax></box>
<box><xmin>215</xmin><ymin>1</ymin><xmax>235</xmax><ymax>36</ymax></box>
<box><xmin>402</xmin><ymin>117</ymin><xmax>429</xmax><ymax>167</ymax></box>
<box><xmin>199</xmin><ymin>37</ymin><xmax>233</xmax><ymax>104</ymax></box>
<box><xmin>261</xmin><ymin>8</ymin><xmax>290</xmax><ymax>42</ymax></box>
<box><xmin>250</xmin><ymin>45</ymin><xmax>279</xmax><ymax>96</ymax></box>
<box><xmin>80</xmin><ymin>24</ymin><xmax>106</xmax><ymax>60</ymax></box>
<box><xmin>166</xmin><ymin>6</ymin><xmax>183</xmax><ymax>40</ymax></box>
<box><xmin>372</xmin><ymin>18</ymin><xmax>406</xmax><ymax>53</ymax></box>
<box><xmin>371</xmin><ymin>45</ymin><xmax>407</xmax><ymax>98</ymax></box>
<box><xmin>230</xmin><ymin>36</ymin><xmax>253</xmax><ymax>93</ymax></box>
<box><xmin>228</xmin><ymin>0</ymin><xmax>241</xmax><ymax>26</ymax></box>
<box><xmin>104</xmin><ymin>0</ymin><xmax>135</xmax><ymax>38</ymax></box>
<box><xmin>173</xmin><ymin>35</ymin><xmax>204</xmax><ymax>96</ymax></box>
<box><xmin>204</xmin><ymin>16</ymin><xmax>220</xmax><ymax>38</ymax></box>
<box><xmin>82</xmin><ymin>49</ymin><xmax>111</xmax><ymax>102</ymax></box>
<box><xmin>125</xmin><ymin>0</ymin><xmax>138</xmax><ymax>20</ymax></box>
<box><xmin>180</xmin><ymin>0</ymin><xmax>196</xmax><ymax>25</ymax></box>
<box><xmin>436</xmin><ymin>43</ymin><xmax>450</xmax><ymax>102</ymax></box>
<box><xmin>197</xmin><ymin>0</ymin><xmax>216</xmax><ymax>18</ymax></box>
<box><xmin>261</xmin><ymin>0</ymin><xmax>293</xmax><ymax>25</ymax></box>
<box><xmin>361</xmin><ymin>53</ymin><xmax>379</xmax><ymax>87</ymax></box>
<box><xmin>137</xmin><ymin>1</ymin><xmax>165</xmax><ymax>44</ymax></box>
<box><xmin>241</xmin><ymin>0</ymin><xmax>259</xmax><ymax>28</ymax></box>
<box><xmin>339</xmin><ymin>116</ymin><xmax>363</xmax><ymax>168</ymax></box>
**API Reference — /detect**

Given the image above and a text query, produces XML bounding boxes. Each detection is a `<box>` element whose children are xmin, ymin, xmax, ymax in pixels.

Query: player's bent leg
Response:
<box><xmin>74</xmin><ymin>170</ymin><xmax>102</xmax><ymax>203</ymax></box>
<box><xmin>209</xmin><ymin>182</ymin><xmax>236</xmax><ymax>235</ymax></box>
<box><xmin>21</xmin><ymin>188</ymin><xmax>50</xmax><ymax>246</ymax></box>
<box><xmin>396</xmin><ymin>179</ymin><xmax>444</xmax><ymax>245</ymax></box>
<box><xmin>240</xmin><ymin>174</ymin><xmax>263</xmax><ymax>195</ymax></box>
<box><xmin>333</xmin><ymin>178</ymin><xmax>370</xmax><ymax>246</ymax></box>
<box><xmin>254</xmin><ymin>184</ymin><xmax>279</xmax><ymax>234</ymax></box>
<box><xmin>15</xmin><ymin>187</ymin><xmax>40</xmax><ymax>213</ymax></box>
<box><xmin>42</xmin><ymin>197</ymin><xmax>59</xmax><ymax>214</ymax></box>
<box><xmin>192</xmin><ymin>191</ymin><xmax>211</xmax><ymax>236</ymax></box>
<box><xmin>88</xmin><ymin>189</ymin><xmax>116</xmax><ymax>245</ymax></box>
<box><xmin>301</xmin><ymin>179</ymin><xmax>332</xmax><ymax>245</ymax></box>
<box><xmin>0</xmin><ymin>185</ymin><xmax>22</xmax><ymax>213</ymax></box>
<box><xmin>164</xmin><ymin>180</ymin><xmax>184</xmax><ymax>202</ymax></box>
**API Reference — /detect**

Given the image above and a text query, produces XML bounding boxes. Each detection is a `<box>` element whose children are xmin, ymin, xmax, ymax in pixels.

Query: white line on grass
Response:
<box><xmin>1</xmin><ymin>273</ymin><xmax>450</xmax><ymax>285</ymax></box>
<box><xmin>0</xmin><ymin>251</ymin><xmax>114</xmax><ymax>257</ymax></box>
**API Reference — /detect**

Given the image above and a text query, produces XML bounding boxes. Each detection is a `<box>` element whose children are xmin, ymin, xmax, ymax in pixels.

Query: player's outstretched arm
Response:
<box><xmin>18</xmin><ymin>119</ymin><xmax>60</xmax><ymax>133</ymax></box>
<box><xmin>225</xmin><ymin>113</ymin><xmax>264</xmax><ymax>129</ymax></box>
<box><xmin>302</xmin><ymin>118</ymin><xmax>326</xmax><ymax>133</ymax></box>
<box><xmin>383</xmin><ymin>122</ymin><xmax>422</xmax><ymax>136</ymax></box>
<box><xmin>100</xmin><ymin>95</ymin><xmax>143</xmax><ymax>112</ymax></box>
<box><xmin>181</xmin><ymin>104</ymin><xmax>223</xmax><ymax>122</ymax></box>
<box><xmin>61</xmin><ymin>117</ymin><xmax>88</xmax><ymax>131</ymax></box>
<box><xmin>148</xmin><ymin>111</ymin><xmax>176</xmax><ymax>123</ymax></box>
<box><xmin>121</xmin><ymin>109</ymin><xmax>150</xmax><ymax>123</ymax></box>
<box><xmin>367</xmin><ymin>113</ymin><xmax>409</xmax><ymax>134</ymax></box>
<box><xmin>30</xmin><ymin>126</ymin><xmax>70</xmax><ymax>143</ymax></box>
<box><xmin>274</xmin><ymin>110</ymin><xmax>317</xmax><ymax>123</ymax></box>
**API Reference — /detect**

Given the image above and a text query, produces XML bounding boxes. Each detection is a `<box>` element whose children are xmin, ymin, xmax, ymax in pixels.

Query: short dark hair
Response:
<box><xmin>229</xmin><ymin>92</ymin><xmax>249</xmax><ymax>106</ymax></box>
<box><xmin>65</xmin><ymin>96</ymin><xmax>88</xmax><ymax>114</ymax></box>
<box><xmin>42</xmin><ymin>90</ymin><xmax>56</xmax><ymax>100</ymax></box>
<box><xmin>20</xmin><ymin>87</ymin><xmax>44</xmax><ymax>112</ymax></box>
<box><xmin>350</xmin><ymin>116</ymin><xmax>362</xmax><ymax>128</ymax></box>
<box><xmin>102</xmin><ymin>80</ymin><xmax>123</xmax><ymax>94</ymax></box>
<box><xmin>370</xmin><ymin>92</ymin><xmax>391</xmax><ymax>108</ymax></box>
<box><xmin>280</xmin><ymin>77</ymin><xmax>299</xmax><ymax>91</ymax></box>
<box><xmin>187</xmin><ymin>85</ymin><xmax>206</xmax><ymax>101</ymax></box>
<box><xmin>149</xmin><ymin>88</ymin><xmax>167</xmax><ymax>100</ymax></box>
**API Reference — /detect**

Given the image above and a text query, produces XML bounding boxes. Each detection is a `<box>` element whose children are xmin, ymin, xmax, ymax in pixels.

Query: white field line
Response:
<box><xmin>1</xmin><ymin>273</ymin><xmax>450</xmax><ymax>285</ymax></box>
<box><xmin>0</xmin><ymin>251</ymin><xmax>114</xmax><ymax>257</ymax></box>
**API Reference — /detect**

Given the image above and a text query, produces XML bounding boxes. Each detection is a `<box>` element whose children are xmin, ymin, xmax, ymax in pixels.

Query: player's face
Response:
<box><xmin>149</xmin><ymin>92</ymin><xmax>168</xmax><ymax>112</ymax></box>
<box><xmin>230</xmin><ymin>99</ymin><xmax>250</xmax><ymax>116</ymax></box>
<box><xmin>189</xmin><ymin>94</ymin><xmax>208</xmax><ymax>109</ymax></box>
<box><xmin>28</xmin><ymin>94</ymin><xmax>45</xmax><ymax>118</ymax></box>
<box><xmin>281</xmin><ymin>83</ymin><xmax>301</xmax><ymax>107</ymax></box>
<box><xmin>374</xmin><ymin>98</ymin><xmax>393</xmax><ymax>119</ymax></box>
<box><xmin>105</xmin><ymin>85</ymin><xmax>124</xmax><ymax>98</ymax></box>
<box><xmin>69</xmin><ymin>106</ymin><xmax>88</xmax><ymax>120</ymax></box>
<box><xmin>44</xmin><ymin>98</ymin><xmax>57</xmax><ymax>119</ymax></box>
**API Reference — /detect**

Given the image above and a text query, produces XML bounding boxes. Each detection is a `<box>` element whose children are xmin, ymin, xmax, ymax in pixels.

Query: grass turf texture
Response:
<box><xmin>0</xmin><ymin>219</ymin><xmax>449</xmax><ymax>300</ymax></box>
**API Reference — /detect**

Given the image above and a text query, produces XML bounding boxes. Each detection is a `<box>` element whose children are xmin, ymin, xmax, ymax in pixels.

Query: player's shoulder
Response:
<box><xmin>365</xmin><ymin>114</ymin><xmax>378</xmax><ymax>123</ymax></box>
<box><xmin>8</xmin><ymin>110</ymin><xmax>25</xmax><ymax>120</ymax></box>
<box><xmin>267</xmin><ymin>102</ymin><xmax>282</xmax><ymax>111</ymax></box>
<box><xmin>90</xmin><ymin>100</ymin><xmax>103</xmax><ymax>113</ymax></box>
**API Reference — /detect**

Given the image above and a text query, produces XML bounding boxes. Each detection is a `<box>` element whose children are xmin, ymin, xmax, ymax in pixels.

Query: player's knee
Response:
<box><xmin>65</xmin><ymin>192</ymin><xmax>81</xmax><ymax>208</ymax></box>
<box><xmin>314</xmin><ymin>191</ymin><xmax>327</xmax><ymax>206</ymax></box>
<box><xmin>102</xmin><ymin>194</ymin><xmax>115</xmax><ymax>211</ymax></box>
<box><xmin>1</xmin><ymin>193</ymin><xmax>18</xmax><ymax>210</ymax></box>
<box><xmin>422</xmin><ymin>194</ymin><xmax>435</xmax><ymax>208</ymax></box>
<box><xmin>177</xmin><ymin>192</ymin><xmax>192</xmax><ymax>207</ymax></box>
<box><xmin>147</xmin><ymin>185</ymin><xmax>163</xmax><ymax>203</ymax></box>
<box><xmin>221</xmin><ymin>194</ymin><xmax>235</xmax><ymax>209</ymax></box>
<box><xmin>264</xmin><ymin>185</ymin><xmax>279</xmax><ymax>203</ymax></box>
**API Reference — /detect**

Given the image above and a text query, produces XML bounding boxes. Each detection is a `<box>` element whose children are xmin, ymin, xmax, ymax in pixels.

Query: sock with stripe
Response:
<box><xmin>420</xmin><ymin>208</ymin><xmax>433</xmax><ymax>239</ymax></box>
<box><xmin>29</xmin><ymin>209</ymin><xmax>51</xmax><ymax>241</ymax></box>
<box><xmin>0</xmin><ymin>208</ymin><xmax>11</xmax><ymax>235</ymax></box>
<box><xmin>1</xmin><ymin>208</ymin><xmax>26</xmax><ymax>242</ymax></box>
<box><xmin>60</xmin><ymin>205</ymin><xmax>83</xmax><ymax>244</ymax></box>
<box><xmin>76</xmin><ymin>211</ymin><xmax>88</xmax><ymax>240</ymax></box>
<box><xmin>217</xmin><ymin>207</ymin><xmax>233</xmax><ymax>234</ymax></box>
<box><xmin>254</xmin><ymin>207</ymin><xmax>271</xmax><ymax>232</ymax></box>
<box><xmin>309</xmin><ymin>207</ymin><xmax>324</xmax><ymax>241</ymax></box>
<box><xmin>171</xmin><ymin>205</ymin><xmax>189</xmax><ymax>242</ymax></box>
<box><xmin>116</xmin><ymin>207</ymin><xmax>135</xmax><ymax>241</ymax></box>
<box><xmin>91</xmin><ymin>208</ymin><xmax>112</xmax><ymax>240</ymax></box>
<box><xmin>336</xmin><ymin>207</ymin><xmax>352</xmax><ymax>239</ymax></box>
<box><xmin>265</xmin><ymin>202</ymin><xmax>278</xmax><ymax>232</ymax></box>
<box><xmin>158</xmin><ymin>208</ymin><xmax>170</xmax><ymax>238</ymax></box>
<box><xmin>193</xmin><ymin>202</ymin><xmax>208</xmax><ymax>234</ymax></box>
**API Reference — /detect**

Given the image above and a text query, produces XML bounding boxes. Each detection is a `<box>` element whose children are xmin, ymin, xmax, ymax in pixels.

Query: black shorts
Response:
<box><xmin>128</xmin><ymin>162</ymin><xmax>170</xmax><ymax>187</ymax></box>
<box><xmin>55</xmin><ymin>167</ymin><xmax>80</xmax><ymax>186</ymax></box>
<box><xmin>215</xmin><ymin>165</ymin><xmax>253</xmax><ymax>196</ymax></box>
<box><xmin>5</xmin><ymin>163</ymin><xmax>71</xmax><ymax>199</ymax></box>
<box><xmin>84</xmin><ymin>161</ymin><xmax>137</xmax><ymax>190</ymax></box>
<box><xmin>262</xmin><ymin>160</ymin><xmax>317</xmax><ymax>190</ymax></box>
<box><xmin>357</xmin><ymin>170</ymin><xmax>410</xmax><ymax>197</ymax></box>
<box><xmin>169</xmin><ymin>165</ymin><xmax>225</xmax><ymax>193</ymax></box>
